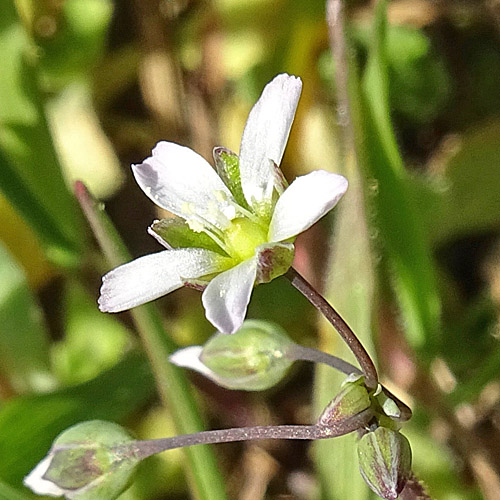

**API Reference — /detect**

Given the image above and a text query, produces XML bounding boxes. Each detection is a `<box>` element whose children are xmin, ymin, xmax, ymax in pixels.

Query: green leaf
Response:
<box><xmin>33</xmin><ymin>0</ymin><xmax>114</xmax><ymax>88</ymax></box>
<box><xmin>314</xmin><ymin>147</ymin><xmax>377</xmax><ymax>500</ymax></box>
<box><xmin>412</xmin><ymin>120</ymin><xmax>500</xmax><ymax>247</ymax></box>
<box><xmin>51</xmin><ymin>281</ymin><xmax>131</xmax><ymax>385</ymax></box>
<box><xmin>0</xmin><ymin>353</ymin><xmax>154</xmax><ymax>488</ymax></box>
<box><xmin>0</xmin><ymin>0</ymin><xmax>82</xmax><ymax>266</ymax></box>
<box><xmin>0</xmin><ymin>242</ymin><xmax>54</xmax><ymax>395</ymax></box>
<box><xmin>360</xmin><ymin>0</ymin><xmax>441</xmax><ymax>352</ymax></box>
<box><xmin>352</xmin><ymin>22</ymin><xmax>451</xmax><ymax>124</ymax></box>
<box><xmin>0</xmin><ymin>479</ymin><xmax>34</xmax><ymax>500</ymax></box>
<box><xmin>313</xmin><ymin>54</ymin><xmax>378</xmax><ymax>496</ymax></box>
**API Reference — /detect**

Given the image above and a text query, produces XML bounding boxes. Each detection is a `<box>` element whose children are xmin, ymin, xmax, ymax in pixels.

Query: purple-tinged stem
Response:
<box><xmin>285</xmin><ymin>267</ymin><xmax>378</xmax><ymax>389</ymax></box>
<box><xmin>286</xmin><ymin>343</ymin><xmax>412</xmax><ymax>422</ymax></box>
<box><xmin>286</xmin><ymin>343</ymin><xmax>362</xmax><ymax>377</ymax></box>
<box><xmin>128</xmin><ymin>409</ymin><xmax>373</xmax><ymax>461</ymax></box>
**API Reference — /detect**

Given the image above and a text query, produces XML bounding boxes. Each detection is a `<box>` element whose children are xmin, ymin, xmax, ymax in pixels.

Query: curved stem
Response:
<box><xmin>287</xmin><ymin>343</ymin><xmax>412</xmax><ymax>422</ymax></box>
<box><xmin>129</xmin><ymin>409</ymin><xmax>373</xmax><ymax>461</ymax></box>
<box><xmin>286</xmin><ymin>344</ymin><xmax>362</xmax><ymax>377</ymax></box>
<box><xmin>285</xmin><ymin>267</ymin><xmax>378</xmax><ymax>389</ymax></box>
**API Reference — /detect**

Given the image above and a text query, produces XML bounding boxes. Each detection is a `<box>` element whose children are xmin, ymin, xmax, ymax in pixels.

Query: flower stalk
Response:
<box><xmin>124</xmin><ymin>414</ymin><xmax>373</xmax><ymax>462</ymax></box>
<box><xmin>285</xmin><ymin>343</ymin><xmax>412</xmax><ymax>422</ymax></box>
<box><xmin>285</xmin><ymin>267</ymin><xmax>379</xmax><ymax>389</ymax></box>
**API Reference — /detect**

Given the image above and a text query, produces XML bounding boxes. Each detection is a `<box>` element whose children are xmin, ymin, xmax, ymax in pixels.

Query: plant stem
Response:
<box><xmin>75</xmin><ymin>181</ymin><xmax>228</xmax><ymax>500</ymax></box>
<box><xmin>285</xmin><ymin>267</ymin><xmax>378</xmax><ymax>389</ymax></box>
<box><xmin>286</xmin><ymin>343</ymin><xmax>412</xmax><ymax>422</ymax></box>
<box><xmin>399</xmin><ymin>474</ymin><xmax>433</xmax><ymax>500</ymax></box>
<box><xmin>128</xmin><ymin>409</ymin><xmax>373</xmax><ymax>461</ymax></box>
<box><xmin>286</xmin><ymin>344</ymin><xmax>362</xmax><ymax>377</ymax></box>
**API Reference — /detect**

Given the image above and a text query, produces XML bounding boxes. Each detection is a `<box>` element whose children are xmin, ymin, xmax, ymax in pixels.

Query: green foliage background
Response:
<box><xmin>1</xmin><ymin>0</ymin><xmax>500</xmax><ymax>498</ymax></box>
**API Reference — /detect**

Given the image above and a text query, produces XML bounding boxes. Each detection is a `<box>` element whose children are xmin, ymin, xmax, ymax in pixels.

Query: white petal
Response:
<box><xmin>268</xmin><ymin>170</ymin><xmax>348</xmax><ymax>242</ymax></box>
<box><xmin>132</xmin><ymin>142</ymin><xmax>235</xmax><ymax>228</ymax></box>
<box><xmin>239</xmin><ymin>74</ymin><xmax>302</xmax><ymax>206</ymax></box>
<box><xmin>202</xmin><ymin>259</ymin><xmax>257</xmax><ymax>334</ymax></box>
<box><xmin>169</xmin><ymin>346</ymin><xmax>215</xmax><ymax>379</ymax></box>
<box><xmin>24</xmin><ymin>455</ymin><xmax>66</xmax><ymax>497</ymax></box>
<box><xmin>99</xmin><ymin>248</ymin><xmax>230</xmax><ymax>313</ymax></box>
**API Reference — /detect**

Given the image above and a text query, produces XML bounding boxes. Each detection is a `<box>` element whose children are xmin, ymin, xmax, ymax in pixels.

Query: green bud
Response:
<box><xmin>24</xmin><ymin>421</ymin><xmax>139</xmax><ymax>499</ymax></box>
<box><xmin>357</xmin><ymin>427</ymin><xmax>412</xmax><ymax>500</ymax></box>
<box><xmin>171</xmin><ymin>320</ymin><xmax>293</xmax><ymax>391</ymax></box>
<box><xmin>318</xmin><ymin>379</ymin><xmax>371</xmax><ymax>427</ymax></box>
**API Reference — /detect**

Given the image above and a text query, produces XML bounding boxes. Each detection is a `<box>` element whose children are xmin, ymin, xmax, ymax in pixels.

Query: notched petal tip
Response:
<box><xmin>239</xmin><ymin>73</ymin><xmax>303</xmax><ymax>208</ymax></box>
<box><xmin>97</xmin><ymin>274</ymin><xmax>115</xmax><ymax>313</ymax></box>
<box><xmin>269</xmin><ymin>73</ymin><xmax>303</xmax><ymax>94</ymax></box>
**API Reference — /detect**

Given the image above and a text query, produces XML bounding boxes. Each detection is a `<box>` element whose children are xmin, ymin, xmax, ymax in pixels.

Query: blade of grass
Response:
<box><xmin>313</xmin><ymin>3</ymin><xmax>377</xmax><ymax>499</ymax></box>
<box><xmin>360</xmin><ymin>0</ymin><xmax>441</xmax><ymax>354</ymax></box>
<box><xmin>0</xmin><ymin>1</ymin><xmax>83</xmax><ymax>267</ymax></box>
<box><xmin>75</xmin><ymin>182</ymin><xmax>228</xmax><ymax>500</ymax></box>
<box><xmin>0</xmin><ymin>242</ymin><xmax>54</xmax><ymax>396</ymax></box>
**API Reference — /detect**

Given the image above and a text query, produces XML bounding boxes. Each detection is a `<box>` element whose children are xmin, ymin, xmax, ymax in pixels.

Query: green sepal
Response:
<box><xmin>357</xmin><ymin>427</ymin><xmax>412</xmax><ymax>500</ymax></box>
<box><xmin>200</xmin><ymin>320</ymin><xmax>293</xmax><ymax>391</ymax></box>
<box><xmin>255</xmin><ymin>242</ymin><xmax>295</xmax><ymax>284</ymax></box>
<box><xmin>375</xmin><ymin>390</ymin><xmax>403</xmax><ymax>421</ymax></box>
<box><xmin>43</xmin><ymin>420</ymin><xmax>138</xmax><ymax>500</ymax></box>
<box><xmin>150</xmin><ymin>218</ymin><xmax>227</xmax><ymax>255</ymax></box>
<box><xmin>44</xmin><ymin>447</ymin><xmax>113</xmax><ymax>490</ymax></box>
<box><xmin>318</xmin><ymin>379</ymin><xmax>372</xmax><ymax>427</ymax></box>
<box><xmin>213</xmin><ymin>147</ymin><xmax>249</xmax><ymax>210</ymax></box>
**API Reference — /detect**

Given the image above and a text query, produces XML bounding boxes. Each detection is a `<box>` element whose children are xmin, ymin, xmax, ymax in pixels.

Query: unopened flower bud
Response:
<box><xmin>357</xmin><ymin>427</ymin><xmax>412</xmax><ymax>500</ymax></box>
<box><xmin>24</xmin><ymin>420</ymin><xmax>138</xmax><ymax>499</ymax></box>
<box><xmin>318</xmin><ymin>378</ymin><xmax>372</xmax><ymax>427</ymax></box>
<box><xmin>170</xmin><ymin>320</ymin><xmax>293</xmax><ymax>390</ymax></box>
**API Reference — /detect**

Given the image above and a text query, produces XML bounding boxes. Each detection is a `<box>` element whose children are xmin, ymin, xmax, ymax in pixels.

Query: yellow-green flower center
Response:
<box><xmin>224</xmin><ymin>218</ymin><xmax>267</xmax><ymax>261</ymax></box>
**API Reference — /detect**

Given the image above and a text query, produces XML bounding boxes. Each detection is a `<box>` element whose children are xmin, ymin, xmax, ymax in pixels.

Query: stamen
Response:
<box><xmin>186</xmin><ymin>214</ymin><xmax>232</xmax><ymax>255</ymax></box>
<box><xmin>206</xmin><ymin>199</ymin><xmax>233</xmax><ymax>228</ymax></box>
<box><xmin>225</xmin><ymin>198</ymin><xmax>265</xmax><ymax>228</ymax></box>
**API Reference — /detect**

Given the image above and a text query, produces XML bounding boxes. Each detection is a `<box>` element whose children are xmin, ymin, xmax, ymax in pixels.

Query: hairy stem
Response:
<box><xmin>287</xmin><ymin>343</ymin><xmax>412</xmax><ymax>422</ymax></box>
<box><xmin>128</xmin><ymin>410</ymin><xmax>373</xmax><ymax>461</ymax></box>
<box><xmin>286</xmin><ymin>343</ymin><xmax>362</xmax><ymax>377</ymax></box>
<box><xmin>285</xmin><ymin>267</ymin><xmax>378</xmax><ymax>389</ymax></box>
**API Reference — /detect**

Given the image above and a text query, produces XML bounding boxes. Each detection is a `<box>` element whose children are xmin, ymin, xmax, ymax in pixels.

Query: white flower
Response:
<box><xmin>99</xmin><ymin>74</ymin><xmax>348</xmax><ymax>333</ymax></box>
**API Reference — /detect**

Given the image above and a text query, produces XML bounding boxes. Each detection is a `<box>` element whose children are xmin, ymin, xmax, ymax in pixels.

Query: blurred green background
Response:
<box><xmin>1</xmin><ymin>0</ymin><xmax>500</xmax><ymax>498</ymax></box>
